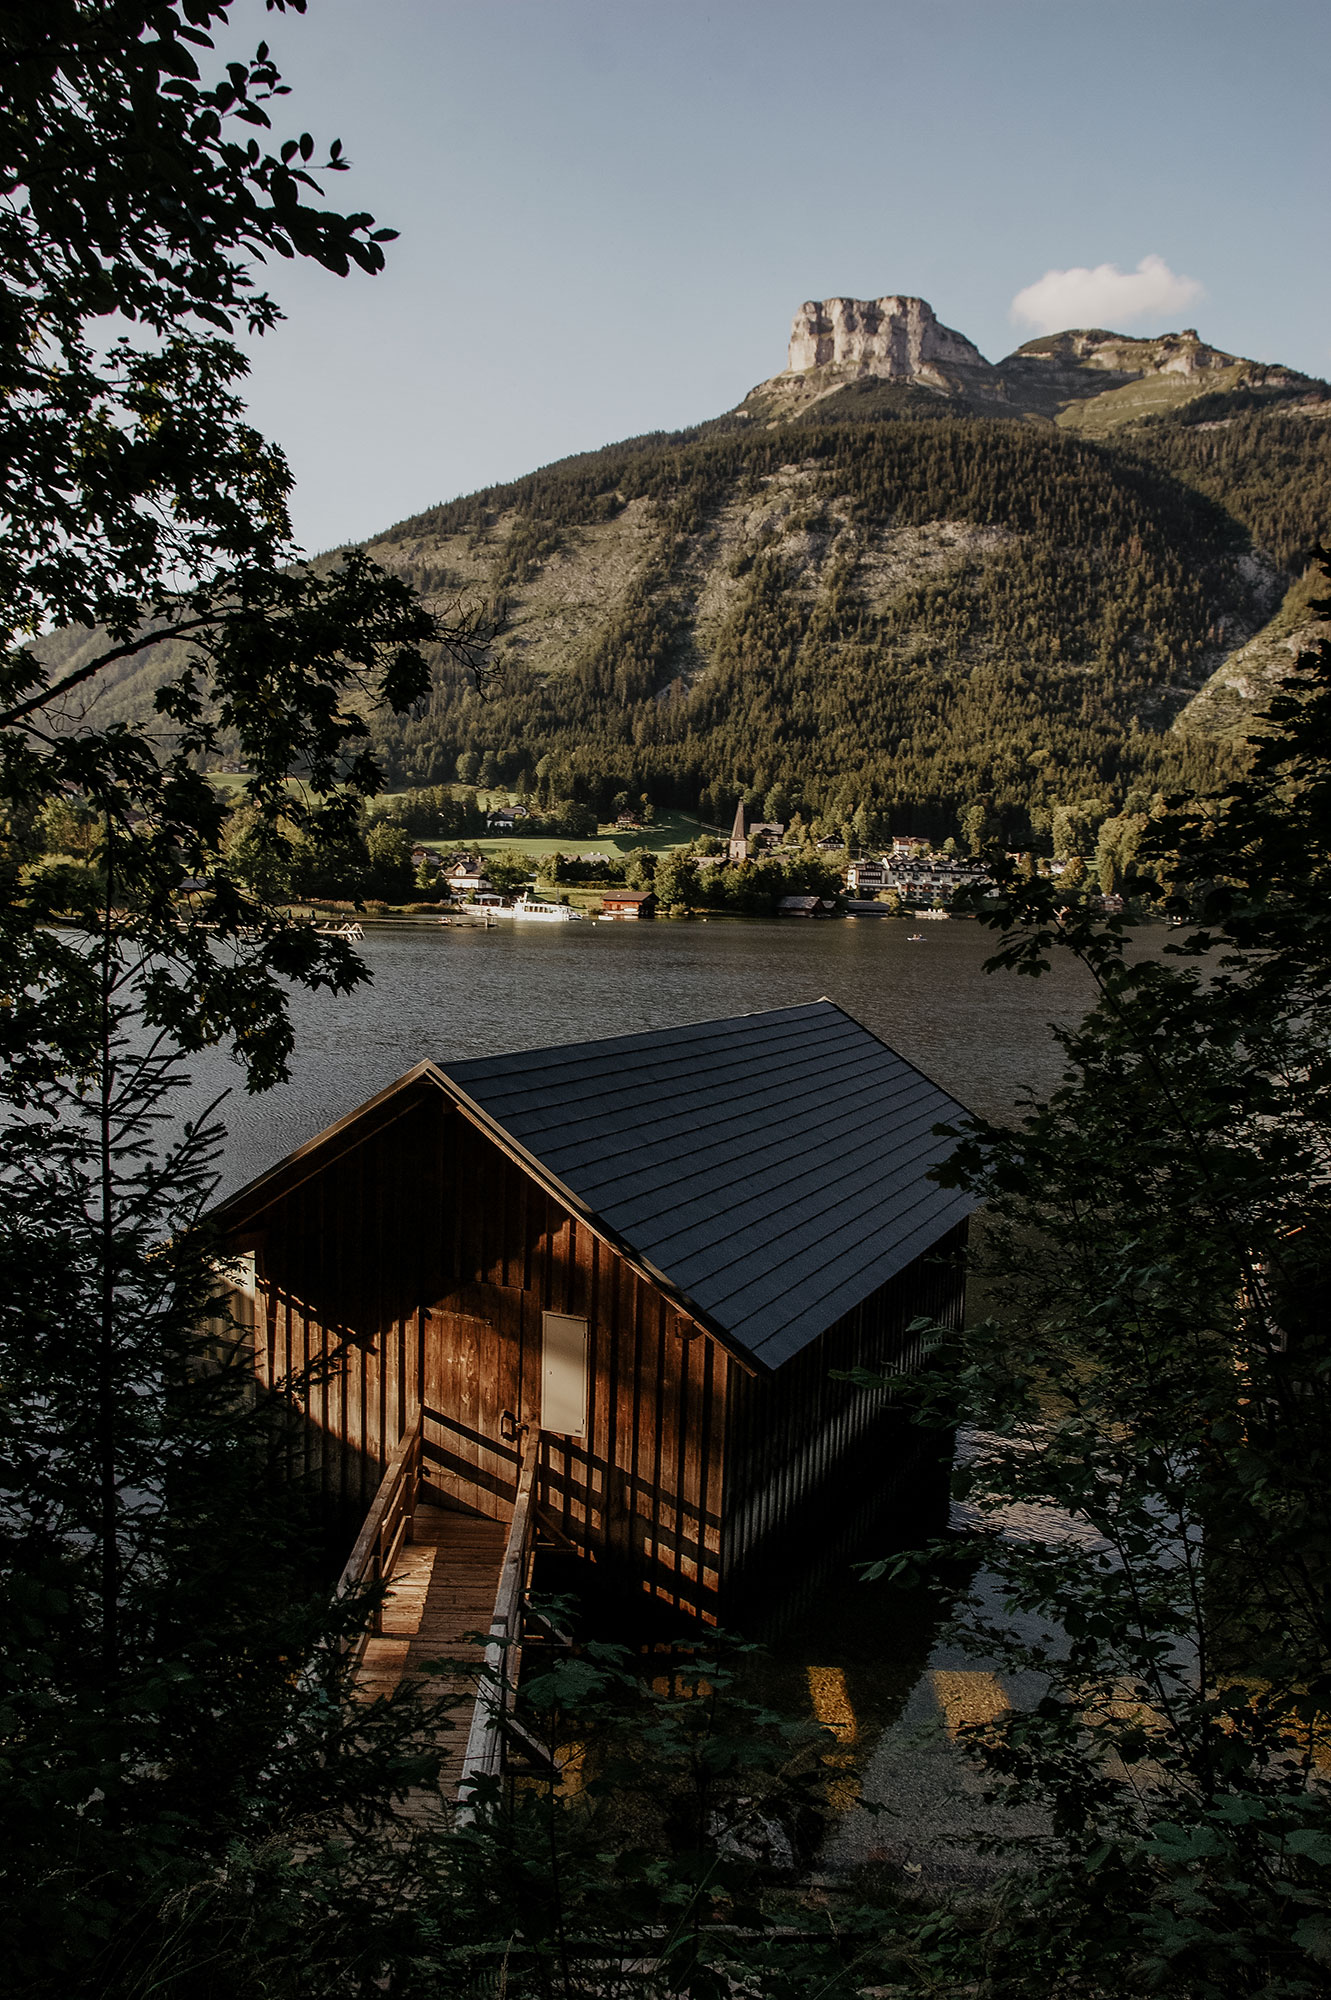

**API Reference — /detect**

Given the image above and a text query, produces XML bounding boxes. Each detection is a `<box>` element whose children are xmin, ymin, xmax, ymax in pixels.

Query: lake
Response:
<box><xmin>208</xmin><ymin>913</ymin><xmax>1105</xmax><ymax>1200</ymax></box>
<box><xmin>200</xmin><ymin>912</ymin><xmax>1122</xmax><ymax>1872</ymax></box>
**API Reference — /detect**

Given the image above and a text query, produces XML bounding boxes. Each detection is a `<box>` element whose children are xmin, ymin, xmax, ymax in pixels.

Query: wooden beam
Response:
<box><xmin>456</xmin><ymin>1423</ymin><xmax>540</xmax><ymax>1816</ymax></box>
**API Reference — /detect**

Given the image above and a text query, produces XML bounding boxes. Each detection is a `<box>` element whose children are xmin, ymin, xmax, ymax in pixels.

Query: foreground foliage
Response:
<box><xmin>868</xmin><ymin>562</ymin><xmax>1331</xmax><ymax>1995</ymax></box>
<box><xmin>0</xmin><ymin>5</ymin><xmax>481</xmax><ymax>1987</ymax></box>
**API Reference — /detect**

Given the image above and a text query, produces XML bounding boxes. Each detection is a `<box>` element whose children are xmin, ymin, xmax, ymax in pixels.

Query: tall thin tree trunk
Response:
<box><xmin>97</xmin><ymin>815</ymin><xmax>119</xmax><ymax>1680</ymax></box>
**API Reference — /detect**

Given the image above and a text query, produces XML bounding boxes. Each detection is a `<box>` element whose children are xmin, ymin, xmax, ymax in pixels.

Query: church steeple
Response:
<box><xmin>728</xmin><ymin>800</ymin><xmax>748</xmax><ymax>865</ymax></box>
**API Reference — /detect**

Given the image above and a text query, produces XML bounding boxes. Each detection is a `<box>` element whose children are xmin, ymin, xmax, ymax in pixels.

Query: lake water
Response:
<box><xmin>207</xmin><ymin>914</ymin><xmax>1104</xmax><ymax>1199</ymax></box>
<box><xmin>199</xmin><ymin>913</ymin><xmax>1122</xmax><ymax>1872</ymax></box>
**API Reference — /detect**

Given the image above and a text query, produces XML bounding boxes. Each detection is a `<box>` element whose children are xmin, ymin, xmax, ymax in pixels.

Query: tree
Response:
<box><xmin>544</xmin><ymin>797</ymin><xmax>597</xmax><ymax>839</ymax></box>
<box><xmin>0</xmin><ymin>8</ymin><xmax>486</xmax><ymax>1984</ymax></box>
<box><xmin>365</xmin><ymin>819</ymin><xmax>413</xmax><ymax>896</ymax></box>
<box><xmin>881</xmin><ymin>572</ymin><xmax>1331</xmax><ymax>1996</ymax></box>
<box><xmin>960</xmin><ymin>800</ymin><xmax>991</xmax><ymax>854</ymax></box>
<box><xmin>486</xmin><ymin>846</ymin><xmax>534</xmax><ymax>894</ymax></box>
<box><xmin>1094</xmin><ymin>807</ymin><xmax>1147</xmax><ymax>896</ymax></box>
<box><xmin>624</xmin><ymin>845</ymin><xmax>657</xmax><ymax>888</ymax></box>
<box><xmin>654</xmin><ymin>848</ymin><xmax>698</xmax><ymax>911</ymax></box>
<box><xmin>220</xmin><ymin>796</ymin><xmax>291</xmax><ymax>904</ymax></box>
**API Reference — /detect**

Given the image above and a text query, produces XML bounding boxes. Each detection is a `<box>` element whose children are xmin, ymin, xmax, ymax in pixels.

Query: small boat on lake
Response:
<box><xmin>511</xmin><ymin>895</ymin><xmax>585</xmax><ymax>923</ymax></box>
<box><xmin>907</xmin><ymin>931</ymin><xmax>925</xmax><ymax>942</ymax></box>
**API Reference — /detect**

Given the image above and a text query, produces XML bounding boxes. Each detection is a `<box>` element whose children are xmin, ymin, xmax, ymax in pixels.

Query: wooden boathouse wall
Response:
<box><xmin>720</xmin><ymin>1219</ymin><xmax>968</xmax><ymax>1614</ymax></box>
<box><xmin>221</xmin><ymin>1058</ymin><xmax>969</xmax><ymax>1625</ymax></box>
<box><xmin>226</xmin><ymin>1073</ymin><xmax>737</xmax><ymax>1619</ymax></box>
<box><xmin>239</xmin><ymin>1076</ymin><xmax>447</xmax><ymax>1524</ymax></box>
<box><xmin>424</xmin><ymin>1106</ymin><xmax>731</xmax><ymax>1621</ymax></box>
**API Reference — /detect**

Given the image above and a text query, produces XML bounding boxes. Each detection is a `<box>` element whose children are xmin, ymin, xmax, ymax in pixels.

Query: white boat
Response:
<box><xmin>511</xmin><ymin>895</ymin><xmax>584</xmax><ymax>923</ymax></box>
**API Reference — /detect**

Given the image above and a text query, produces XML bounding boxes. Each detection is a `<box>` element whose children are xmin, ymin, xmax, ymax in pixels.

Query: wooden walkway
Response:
<box><xmin>357</xmin><ymin>1501</ymin><xmax>508</xmax><ymax>1795</ymax></box>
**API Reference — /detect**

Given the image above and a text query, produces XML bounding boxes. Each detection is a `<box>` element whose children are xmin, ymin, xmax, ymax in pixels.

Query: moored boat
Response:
<box><xmin>511</xmin><ymin>895</ymin><xmax>584</xmax><ymax>923</ymax></box>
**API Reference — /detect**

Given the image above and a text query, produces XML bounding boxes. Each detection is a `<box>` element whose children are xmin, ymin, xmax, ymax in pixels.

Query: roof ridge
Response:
<box><xmin>442</xmin><ymin>999</ymin><xmax>841</xmax><ymax>1078</ymax></box>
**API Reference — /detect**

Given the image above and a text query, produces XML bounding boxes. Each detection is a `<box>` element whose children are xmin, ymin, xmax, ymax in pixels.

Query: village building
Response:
<box><xmin>879</xmin><ymin>854</ymin><xmax>989</xmax><ymax>904</ymax></box>
<box><xmin>445</xmin><ymin>859</ymin><xmax>492</xmax><ymax>898</ymax></box>
<box><xmin>728</xmin><ymin>800</ymin><xmax>749</xmax><ymax>864</ymax></box>
<box><xmin>747</xmin><ymin>820</ymin><xmax>785</xmax><ymax>849</ymax></box>
<box><xmin>845</xmin><ymin>858</ymin><xmax>891</xmax><ymax>894</ymax></box>
<box><xmin>486</xmin><ymin>806</ymin><xmax>529</xmax><ymax>831</ymax></box>
<box><xmin>776</xmin><ymin>894</ymin><xmax>834</xmax><ymax>917</ymax></box>
<box><xmin>599</xmin><ymin>889</ymin><xmax>656</xmax><ymax>920</ymax></box>
<box><xmin>212</xmin><ymin>1002</ymin><xmax>973</xmax><ymax>1626</ymax></box>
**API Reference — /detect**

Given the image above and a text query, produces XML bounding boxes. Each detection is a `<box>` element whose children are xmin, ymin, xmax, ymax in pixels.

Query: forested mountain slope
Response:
<box><xmin>363</xmin><ymin>371</ymin><xmax>1329</xmax><ymax>837</ymax></box>
<box><xmin>46</xmin><ymin>304</ymin><xmax>1331</xmax><ymax>842</ymax></box>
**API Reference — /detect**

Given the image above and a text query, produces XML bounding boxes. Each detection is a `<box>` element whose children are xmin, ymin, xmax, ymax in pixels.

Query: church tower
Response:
<box><xmin>728</xmin><ymin>800</ymin><xmax>748</xmax><ymax>865</ymax></box>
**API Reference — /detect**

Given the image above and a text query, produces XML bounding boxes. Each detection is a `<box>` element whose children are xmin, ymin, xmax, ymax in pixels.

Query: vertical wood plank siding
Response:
<box><xmin>720</xmin><ymin>1220</ymin><xmax>968</xmax><ymax>1614</ymax></box>
<box><xmin>246</xmin><ymin>1086</ymin><xmax>446</xmax><ymax>1523</ymax></box>
<box><xmin>423</xmin><ymin>1111</ymin><xmax>727</xmax><ymax>1621</ymax></box>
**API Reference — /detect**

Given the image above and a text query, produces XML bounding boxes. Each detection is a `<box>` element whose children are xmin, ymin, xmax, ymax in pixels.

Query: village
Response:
<box><xmin>401</xmin><ymin>802</ymin><xmax>996</xmax><ymax>923</ymax></box>
<box><xmin>392</xmin><ymin>800</ymin><xmax>1128</xmax><ymax>924</ymax></box>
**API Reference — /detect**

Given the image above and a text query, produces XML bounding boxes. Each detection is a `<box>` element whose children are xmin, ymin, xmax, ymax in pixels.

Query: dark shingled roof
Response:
<box><xmin>443</xmin><ymin>1000</ymin><xmax>974</xmax><ymax>1371</ymax></box>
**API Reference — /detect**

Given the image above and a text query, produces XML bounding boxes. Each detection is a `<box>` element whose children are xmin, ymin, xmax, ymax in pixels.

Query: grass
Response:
<box><xmin>207</xmin><ymin>779</ymin><xmax>717</xmax><ymax>861</ymax></box>
<box><xmin>445</xmin><ymin>809</ymin><xmax>715</xmax><ymax>861</ymax></box>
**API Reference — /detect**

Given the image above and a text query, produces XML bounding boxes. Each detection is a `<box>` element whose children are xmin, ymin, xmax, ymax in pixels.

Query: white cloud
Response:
<box><xmin>1010</xmin><ymin>255</ymin><xmax>1204</xmax><ymax>335</ymax></box>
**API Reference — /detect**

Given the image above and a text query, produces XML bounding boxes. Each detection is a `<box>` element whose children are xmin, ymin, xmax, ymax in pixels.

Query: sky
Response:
<box><xmin>224</xmin><ymin>0</ymin><xmax>1331</xmax><ymax>555</ymax></box>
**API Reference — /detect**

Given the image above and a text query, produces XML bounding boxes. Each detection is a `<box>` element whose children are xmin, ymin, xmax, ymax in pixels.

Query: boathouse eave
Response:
<box><xmin>208</xmin><ymin>1059</ymin><xmax>764</xmax><ymax>1379</ymax></box>
<box><xmin>208</xmin><ymin>1061</ymin><xmax>445</xmax><ymax>1234</ymax></box>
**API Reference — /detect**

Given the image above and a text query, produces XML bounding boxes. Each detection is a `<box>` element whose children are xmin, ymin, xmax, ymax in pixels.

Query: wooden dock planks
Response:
<box><xmin>356</xmin><ymin>1502</ymin><xmax>507</xmax><ymax>1795</ymax></box>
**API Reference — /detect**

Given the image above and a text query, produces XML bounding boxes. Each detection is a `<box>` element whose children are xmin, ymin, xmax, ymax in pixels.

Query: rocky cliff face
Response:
<box><xmin>739</xmin><ymin>293</ymin><xmax>1010</xmax><ymax>421</ymax></box>
<box><xmin>786</xmin><ymin>295</ymin><xmax>990</xmax><ymax>380</ymax></box>
<box><xmin>737</xmin><ymin>294</ymin><xmax>1318</xmax><ymax>431</ymax></box>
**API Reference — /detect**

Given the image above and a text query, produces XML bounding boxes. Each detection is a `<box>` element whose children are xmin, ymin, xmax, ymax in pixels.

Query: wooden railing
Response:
<box><xmin>456</xmin><ymin>1422</ymin><xmax>539</xmax><ymax>1815</ymax></box>
<box><xmin>330</xmin><ymin>1419</ymin><xmax>422</xmax><ymax>1669</ymax></box>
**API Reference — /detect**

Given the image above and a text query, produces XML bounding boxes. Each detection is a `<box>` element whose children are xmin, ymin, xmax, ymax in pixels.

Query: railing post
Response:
<box><xmin>404</xmin><ymin>1428</ymin><xmax>420</xmax><ymax>1544</ymax></box>
<box><xmin>457</xmin><ymin>1424</ymin><xmax>539</xmax><ymax>1820</ymax></box>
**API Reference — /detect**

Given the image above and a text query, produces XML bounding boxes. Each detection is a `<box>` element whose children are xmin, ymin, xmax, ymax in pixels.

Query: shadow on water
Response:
<box><xmin>529</xmin><ymin>1440</ymin><xmax>981</xmax><ymax>1816</ymax></box>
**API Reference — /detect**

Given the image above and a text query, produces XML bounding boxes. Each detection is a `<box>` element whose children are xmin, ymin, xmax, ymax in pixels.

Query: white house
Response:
<box><xmin>445</xmin><ymin>860</ymin><xmax>491</xmax><ymax>898</ymax></box>
<box><xmin>845</xmin><ymin>858</ymin><xmax>890</xmax><ymax>894</ymax></box>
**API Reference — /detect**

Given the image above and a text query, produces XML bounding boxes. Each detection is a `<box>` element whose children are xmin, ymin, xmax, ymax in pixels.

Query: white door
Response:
<box><xmin>541</xmin><ymin>1311</ymin><xmax>588</xmax><ymax>1436</ymax></box>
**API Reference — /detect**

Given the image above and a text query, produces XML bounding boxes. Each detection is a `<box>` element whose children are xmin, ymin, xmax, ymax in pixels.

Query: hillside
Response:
<box><xmin>356</xmin><ymin>297</ymin><xmax>1328</xmax><ymax>837</ymax></box>
<box><xmin>49</xmin><ymin>295</ymin><xmax>1331</xmax><ymax>842</ymax></box>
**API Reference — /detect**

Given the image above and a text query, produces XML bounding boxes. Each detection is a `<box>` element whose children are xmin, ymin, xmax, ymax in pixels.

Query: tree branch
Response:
<box><xmin>0</xmin><ymin>615</ymin><xmax>222</xmax><ymax>729</ymax></box>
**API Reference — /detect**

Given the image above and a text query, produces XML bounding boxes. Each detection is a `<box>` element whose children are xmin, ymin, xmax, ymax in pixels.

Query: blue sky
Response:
<box><xmin>228</xmin><ymin>0</ymin><xmax>1330</xmax><ymax>553</ymax></box>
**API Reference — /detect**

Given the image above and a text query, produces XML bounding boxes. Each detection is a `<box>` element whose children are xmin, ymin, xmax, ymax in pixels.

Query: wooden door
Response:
<box><xmin>422</xmin><ymin>1306</ymin><xmax>523</xmax><ymax>1520</ymax></box>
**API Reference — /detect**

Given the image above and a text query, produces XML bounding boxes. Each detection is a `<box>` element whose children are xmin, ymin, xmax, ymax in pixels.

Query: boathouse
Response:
<box><xmin>213</xmin><ymin>1001</ymin><xmax>972</xmax><ymax>1622</ymax></box>
<box><xmin>599</xmin><ymin>889</ymin><xmax>656</xmax><ymax>920</ymax></box>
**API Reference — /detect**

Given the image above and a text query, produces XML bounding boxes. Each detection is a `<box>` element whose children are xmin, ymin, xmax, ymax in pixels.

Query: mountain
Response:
<box><xmin>53</xmin><ymin>295</ymin><xmax>1331</xmax><ymax>842</ymax></box>
<box><xmin>733</xmin><ymin>294</ymin><xmax>1312</xmax><ymax>433</ymax></box>
<box><xmin>355</xmin><ymin>296</ymin><xmax>1328</xmax><ymax>836</ymax></box>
